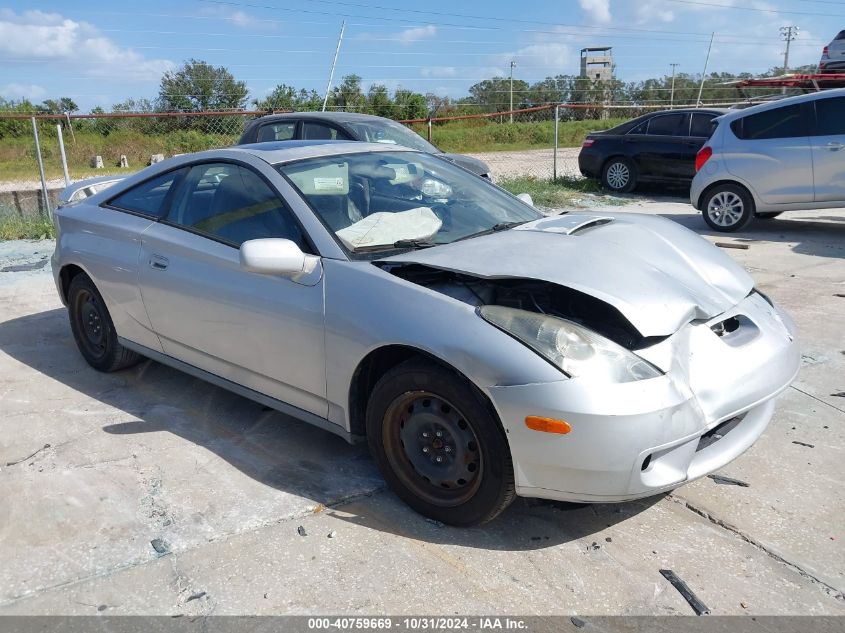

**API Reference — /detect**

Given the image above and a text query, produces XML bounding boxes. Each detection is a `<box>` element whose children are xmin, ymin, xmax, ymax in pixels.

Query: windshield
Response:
<box><xmin>277</xmin><ymin>151</ymin><xmax>541</xmax><ymax>256</ymax></box>
<box><xmin>343</xmin><ymin>119</ymin><xmax>439</xmax><ymax>153</ymax></box>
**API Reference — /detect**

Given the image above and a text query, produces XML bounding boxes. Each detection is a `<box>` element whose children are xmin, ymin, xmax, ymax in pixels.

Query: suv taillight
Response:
<box><xmin>582</xmin><ymin>139</ymin><xmax>595</xmax><ymax>148</ymax></box>
<box><xmin>695</xmin><ymin>146</ymin><xmax>713</xmax><ymax>172</ymax></box>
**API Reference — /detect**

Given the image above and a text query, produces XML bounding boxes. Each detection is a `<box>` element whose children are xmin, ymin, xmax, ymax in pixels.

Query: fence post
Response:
<box><xmin>427</xmin><ymin>118</ymin><xmax>432</xmax><ymax>142</ymax></box>
<box><xmin>57</xmin><ymin>124</ymin><xmax>71</xmax><ymax>187</ymax></box>
<box><xmin>31</xmin><ymin>117</ymin><xmax>52</xmax><ymax>221</ymax></box>
<box><xmin>553</xmin><ymin>105</ymin><xmax>560</xmax><ymax>182</ymax></box>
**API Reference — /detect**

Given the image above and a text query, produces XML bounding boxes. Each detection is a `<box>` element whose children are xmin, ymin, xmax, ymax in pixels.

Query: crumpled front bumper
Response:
<box><xmin>488</xmin><ymin>292</ymin><xmax>799</xmax><ymax>503</ymax></box>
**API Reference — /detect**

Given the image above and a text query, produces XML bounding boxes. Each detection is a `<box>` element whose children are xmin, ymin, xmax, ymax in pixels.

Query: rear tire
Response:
<box><xmin>67</xmin><ymin>273</ymin><xmax>141</xmax><ymax>372</ymax></box>
<box><xmin>366</xmin><ymin>358</ymin><xmax>515</xmax><ymax>526</ymax></box>
<box><xmin>601</xmin><ymin>157</ymin><xmax>637</xmax><ymax>193</ymax></box>
<box><xmin>701</xmin><ymin>183</ymin><xmax>755</xmax><ymax>232</ymax></box>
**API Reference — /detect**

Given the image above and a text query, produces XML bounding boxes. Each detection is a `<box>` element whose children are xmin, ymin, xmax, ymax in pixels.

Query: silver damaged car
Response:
<box><xmin>52</xmin><ymin>141</ymin><xmax>800</xmax><ymax>526</ymax></box>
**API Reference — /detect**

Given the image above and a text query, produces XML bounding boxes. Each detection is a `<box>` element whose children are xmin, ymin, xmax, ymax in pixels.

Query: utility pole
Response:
<box><xmin>780</xmin><ymin>25</ymin><xmax>798</xmax><ymax>74</ymax></box>
<box><xmin>509</xmin><ymin>60</ymin><xmax>516</xmax><ymax>123</ymax></box>
<box><xmin>322</xmin><ymin>20</ymin><xmax>346</xmax><ymax>112</ymax></box>
<box><xmin>696</xmin><ymin>32</ymin><xmax>714</xmax><ymax>107</ymax></box>
<box><xmin>669</xmin><ymin>63</ymin><xmax>679</xmax><ymax>108</ymax></box>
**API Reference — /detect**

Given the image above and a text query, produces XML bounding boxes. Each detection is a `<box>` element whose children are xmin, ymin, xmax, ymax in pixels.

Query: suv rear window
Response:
<box><xmin>730</xmin><ymin>104</ymin><xmax>805</xmax><ymax>140</ymax></box>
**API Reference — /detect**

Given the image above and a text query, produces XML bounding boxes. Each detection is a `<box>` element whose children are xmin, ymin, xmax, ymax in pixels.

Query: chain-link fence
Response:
<box><xmin>0</xmin><ymin>100</ymin><xmax>745</xmax><ymax>235</ymax></box>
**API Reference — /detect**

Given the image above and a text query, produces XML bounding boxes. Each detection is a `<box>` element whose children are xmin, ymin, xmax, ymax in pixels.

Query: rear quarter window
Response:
<box><xmin>730</xmin><ymin>104</ymin><xmax>805</xmax><ymax>140</ymax></box>
<box><xmin>106</xmin><ymin>168</ymin><xmax>186</xmax><ymax>218</ymax></box>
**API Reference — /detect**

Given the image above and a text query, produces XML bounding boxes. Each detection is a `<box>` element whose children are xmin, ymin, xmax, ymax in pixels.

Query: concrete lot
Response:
<box><xmin>0</xmin><ymin>201</ymin><xmax>843</xmax><ymax>616</ymax></box>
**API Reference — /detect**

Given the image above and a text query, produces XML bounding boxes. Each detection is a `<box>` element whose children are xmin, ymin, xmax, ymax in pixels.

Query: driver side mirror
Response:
<box><xmin>239</xmin><ymin>238</ymin><xmax>321</xmax><ymax>285</ymax></box>
<box><xmin>516</xmin><ymin>193</ymin><xmax>534</xmax><ymax>207</ymax></box>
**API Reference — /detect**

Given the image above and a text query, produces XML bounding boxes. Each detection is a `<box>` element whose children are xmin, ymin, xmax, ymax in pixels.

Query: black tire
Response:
<box><xmin>756</xmin><ymin>212</ymin><xmax>782</xmax><ymax>219</ymax></box>
<box><xmin>67</xmin><ymin>272</ymin><xmax>141</xmax><ymax>372</ymax></box>
<box><xmin>601</xmin><ymin>157</ymin><xmax>637</xmax><ymax>193</ymax></box>
<box><xmin>366</xmin><ymin>358</ymin><xmax>515</xmax><ymax>526</ymax></box>
<box><xmin>701</xmin><ymin>183</ymin><xmax>755</xmax><ymax>232</ymax></box>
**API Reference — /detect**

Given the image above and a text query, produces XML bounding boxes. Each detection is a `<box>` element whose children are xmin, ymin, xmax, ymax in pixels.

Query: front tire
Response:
<box><xmin>67</xmin><ymin>273</ymin><xmax>141</xmax><ymax>372</ymax></box>
<box><xmin>366</xmin><ymin>359</ymin><xmax>515</xmax><ymax>526</ymax></box>
<box><xmin>702</xmin><ymin>184</ymin><xmax>755</xmax><ymax>232</ymax></box>
<box><xmin>601</xmin><ymin>157</ymin><xmax>637</xmax><ymax>193</ymax></box>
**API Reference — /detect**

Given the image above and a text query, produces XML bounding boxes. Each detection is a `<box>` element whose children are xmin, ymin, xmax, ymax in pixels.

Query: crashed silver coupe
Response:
<box><xmin>52</xmin><ymin>141</ymin><xmax>799</xmax><ymax>526</ymax></box>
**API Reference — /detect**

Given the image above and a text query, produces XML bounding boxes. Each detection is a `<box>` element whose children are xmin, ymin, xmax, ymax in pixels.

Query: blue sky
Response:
<box><xmin>0</xmin><ymin>0</ymin><xmax>838</xmax><ymax>112</ymax></box>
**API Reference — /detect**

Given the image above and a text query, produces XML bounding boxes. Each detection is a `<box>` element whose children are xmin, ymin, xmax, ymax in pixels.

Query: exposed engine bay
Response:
<box><xmin>377</xmin><ymin>262</ymin><xmax>664</xmax><ymax>350</ymax></box>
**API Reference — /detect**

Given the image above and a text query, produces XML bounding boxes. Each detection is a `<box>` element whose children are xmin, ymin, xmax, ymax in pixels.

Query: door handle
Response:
<box><xmin>149</xmin><ymin>255</ymin><xmax>169</xmax><ymax>270</ymax></box>
<box><xmin>826</xmin><ymin>142</ymin><xmax>843</xmax><ymax>151</ymax></box>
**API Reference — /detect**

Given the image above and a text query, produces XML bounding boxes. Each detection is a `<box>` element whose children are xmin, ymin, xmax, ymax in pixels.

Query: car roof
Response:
<box><xmin>246</xmin><ymin>111</ymin><xmax>397</xmax><ymax>125</ymax></box>
<box><xmin>228</xmin><ymin>139</ymin><xmax>416</xmax><ymax>163</ymax></box>
<box><xmin>715</xmin><ymin>87</ymin><xmax>845</xmax><ymax>122</ymax></box>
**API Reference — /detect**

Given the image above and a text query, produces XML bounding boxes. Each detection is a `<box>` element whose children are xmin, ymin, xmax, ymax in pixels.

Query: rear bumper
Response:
<box><xmin>488</xmin><ymin>293</ymin><xmax>799</xmax><ymax>503</ymax></box>
<box><xmin>578</xmin><ymin>149</ymin><xmax>603</xmax><ymax>179</ymax></box>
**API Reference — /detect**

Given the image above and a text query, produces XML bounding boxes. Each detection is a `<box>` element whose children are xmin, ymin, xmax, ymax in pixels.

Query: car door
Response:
<box><xmin>137</xmin><ymin>160</ymin><xmax>328</xmax><ymax>417</ymax></box>
<box><xmin>726</xmin><ymin>103</ymin><xmax>813</xmax><ymax>205</ymax></box>
<box><xmin>628</xmin><ymin>112</ymin><xmax>689</xmax><ymax>181</ymax></box>
<box><xmin>809</xmin><ymin>96</ymin><xmax>845</xmax><ymax>202</ymax></box>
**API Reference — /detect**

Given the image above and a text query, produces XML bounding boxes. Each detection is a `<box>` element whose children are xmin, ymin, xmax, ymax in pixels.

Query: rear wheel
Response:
<box><xmin>701</xmin><ymin>184</ymin><xmax>754</xmax><ymax>232</ymax></box>
<box><xmin>601</xmin><ymin>157</ymin><xmax>637</xmax><ymax>193</ymax></box>
<box><xmin>67</xmin><ymin>273</ymin><xmax>141</xmax><ymax>372</ymax></box>
<box><xmin>366</xmin><ymin>359</ymin><xmax>515</xmax><ymax>526</ymax></box>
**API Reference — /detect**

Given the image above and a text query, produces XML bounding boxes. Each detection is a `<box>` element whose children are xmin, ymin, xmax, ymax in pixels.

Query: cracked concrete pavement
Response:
<box><xmin>0</xmin><ymin>200</ymin><xmax>843</xmax><ymax>615</ymax></box>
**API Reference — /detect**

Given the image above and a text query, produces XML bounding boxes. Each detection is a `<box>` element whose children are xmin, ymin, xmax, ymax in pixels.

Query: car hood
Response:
<box><xmin>439</xmin><ymin>153</ymin><xmax>491</xmax><ymax>177</ymax></box>
<box><xmin>381</xmin><ymin>212</ymin><xmax>754</xmax><ymax>338</ymax></box>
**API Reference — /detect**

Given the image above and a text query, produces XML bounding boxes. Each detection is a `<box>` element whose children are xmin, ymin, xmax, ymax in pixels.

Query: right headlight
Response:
<box><xmin>479</xmin><ymin>305</ymin><xmax>662</xmax><ymax>383</ymax></box>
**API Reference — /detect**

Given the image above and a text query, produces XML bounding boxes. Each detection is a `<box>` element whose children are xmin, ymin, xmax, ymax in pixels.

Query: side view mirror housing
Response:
<box><xmin>516</xmin><ymin>193</ymin><xmax>534</xmax><ymax>207</ymax></box>
<box><xmin>239</xmin><ymin>238</ymin><xmax>321</xmax><ymax>285</ymax></box>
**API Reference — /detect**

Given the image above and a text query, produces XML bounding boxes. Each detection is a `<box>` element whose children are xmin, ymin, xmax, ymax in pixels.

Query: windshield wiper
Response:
<box><xmin>392</xmin><ymin>238</ymin><xmax>438</xmax><ymax>249</ymax></box>
<box><xmin>456</xmin><ymin>220</ymin><xmax>529</xmax><ymax>242</ymax></box>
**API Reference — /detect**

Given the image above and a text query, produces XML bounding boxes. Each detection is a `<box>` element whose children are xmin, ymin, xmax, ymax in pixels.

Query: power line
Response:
<box><xmin>664</xmin><ymin>0</ymin><xmax>845</xmax><ymax>16</ymax></box>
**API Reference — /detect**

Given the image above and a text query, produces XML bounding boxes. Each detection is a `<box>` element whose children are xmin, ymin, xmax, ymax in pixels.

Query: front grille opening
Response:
<box><xmin>641</xmin><ymin>454</ymin><xmax>652</xmax><ymax>471</ymax></box>
<box><xmin>711</xmin><ymin>316</ymin><xmax>741</xmax><ymax>337</ymax></box>
<box><xmin>697</xmin><ymin>414</ymin><xmax>745</xmax><ymax>452</ymax></box>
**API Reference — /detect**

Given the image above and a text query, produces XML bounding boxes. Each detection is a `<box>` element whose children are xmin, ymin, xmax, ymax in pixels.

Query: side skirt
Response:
<box><xmin>119</xmin><ymin>337</ymin><xmax>363</xmax><ymax>444</ymax></box>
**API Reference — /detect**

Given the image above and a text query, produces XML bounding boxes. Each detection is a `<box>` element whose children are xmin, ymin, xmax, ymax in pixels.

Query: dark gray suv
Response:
<box><xmin>238</xmin><ymin>112</ymin><xmax>491</xmax><ymax>178</ymax></box>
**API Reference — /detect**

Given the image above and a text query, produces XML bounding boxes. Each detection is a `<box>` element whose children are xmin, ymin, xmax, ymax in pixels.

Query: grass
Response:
<box><xmin>498</xmin><ymin>175</ymin><xmax>615</xmax><ymax>208</ymax></box>
<box><xmin>411</xmin><ymin>118</ymin><xmax>626</xmax><ymax>153</ymax></box>
<box><xmin>0</xmin><ymin>213</ymin><xmax>54</xmax><ymax>240</ymax></box>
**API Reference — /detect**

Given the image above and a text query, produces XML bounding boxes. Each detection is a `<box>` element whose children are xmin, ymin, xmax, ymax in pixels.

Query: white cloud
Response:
<box><xmin>199</xmin><ymin>6</ymin><xmax>273</xmax><ymax>29</ymax></box>
<box><xmin>0</xmin><ymin>9</ymin><xmax>173</xmax><ymax>81</ymax></box>
<box><xmin>0</xmin><ymin>83</ymin><xmax>46</xmax><ymax>101</ymax></box>
<box><xmin>421</xmin><ymin>66</ymin><xmax>457</xmax><ymax>78</ymax></box>
<box><xmin>579</xmin><ymin>0</ymin><xmax>611</xmax><ymax>23</ymax></box>
<box><xmin>396</xmin><ymin>25</ymin><xmax>437</xmax><ymax>44</ymax></box>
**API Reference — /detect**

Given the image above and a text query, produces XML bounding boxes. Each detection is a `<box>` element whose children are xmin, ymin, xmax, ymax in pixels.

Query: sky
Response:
<box><xmin>0</xmin><ymin>0</ymin><xmax>839</xmax><ymax>112</ymax></box>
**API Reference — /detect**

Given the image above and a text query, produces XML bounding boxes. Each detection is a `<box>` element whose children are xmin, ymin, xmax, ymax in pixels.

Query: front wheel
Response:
<box><xmin>601</xmin><ymin>157</ymin><xmax>637</xmax><ymax>193</ymax></box>
<box><xmin>366</xmin><ymin>359</ymin><xmax>515</xmax><ymax>526</ymax></box>
<box><xmin>701</xmin><ymin>184</ymin><xmax>755</xmax><ymax>232</ymax></box>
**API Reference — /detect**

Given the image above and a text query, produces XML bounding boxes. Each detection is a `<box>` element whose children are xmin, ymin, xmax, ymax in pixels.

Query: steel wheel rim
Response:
<box><xmin>707</xmin><ymin>191</ymin><xmax>744</xmax><ymax>227</ymax></box>
<box><xmin>383</xmin><ymin>391</ymin><xmax>483</xmax><ymax>507</ymax></box>
<box><xmin>606</xmin><ymin>162</ymin><xmax>630</xmax><ymax>189</ymax></box>
<box><xmin>75</xmin><ymin>289</ymin><xmax>107</xmax><ymax>359</ymax></box>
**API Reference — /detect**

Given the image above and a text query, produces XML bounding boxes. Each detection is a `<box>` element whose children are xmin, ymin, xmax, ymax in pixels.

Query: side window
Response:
<box><xmin>813</xmin><ymin>97</ymin><xmax>845</xmax><ymax>136</ymax></box>
<box><xmin>647</xmin><ymin>113</ymin><xmax>686</xmax><ymax>136</ymax></box>
<box><xmin>690</xmin><ymin>113</ymin><xmax>717</xmax><ymax>137</ymax></box>
<box><xmin>627</xmin><ymin>120</ymin><xmax>648</xmax><ymax>135</ymax></box>
<box><xmin>257</xmin><ymin>122</ymin><xmax>296</xmax><ymax>142</ymax></box>
<box><xmin>731</xmin><ymin>104</ymin><xmax>805</xmax><ymax>140</ymax></box>
<box><xmin>107</xmin><ymin>169</ymin><xmax>185</xmax><ymax>218</ymax></box>
<box><xmin>165</xmin><ymin>162</ymin><xmax>307</xmax><ymax>250</ymax></box>
<box><xmin>302</xmin><ymin>122</ymin><xmax>351</xmax><ymax>141</ymax></box>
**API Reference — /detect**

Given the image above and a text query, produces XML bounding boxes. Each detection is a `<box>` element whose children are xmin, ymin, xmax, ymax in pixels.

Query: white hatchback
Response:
<box><xmin>691</xmin><ymin>89</ymin><xmax>845</xmax><ymax>231</ymax></box>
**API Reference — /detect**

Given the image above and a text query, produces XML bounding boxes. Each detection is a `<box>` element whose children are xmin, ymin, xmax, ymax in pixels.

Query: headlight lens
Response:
<box><xmin>479</xmin><ymin>305</ymin><xmax>662</xmax><ymax>383</ymax></box>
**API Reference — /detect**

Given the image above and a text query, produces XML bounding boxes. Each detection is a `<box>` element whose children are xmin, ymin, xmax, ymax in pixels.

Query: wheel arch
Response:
<box><xmin>347</xmin><ymin>344</ymin><xmax>502</xmax><ymax>439</ymax></box>
<box><xmin>697</xmin><ymin>179</ymin><xmax>755</xmax><ymax>212</ymax></box>
<box><xmin>58</xmin><ymin>263</ymin><xmax>88</xmax><ymax>304</ymax></box>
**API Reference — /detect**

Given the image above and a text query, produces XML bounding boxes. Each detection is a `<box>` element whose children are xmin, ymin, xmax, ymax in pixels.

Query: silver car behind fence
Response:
<box><xmin>52</xmin><ymin>141</ymin><xmax>799</xmax><ymax>525</ymax></box>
